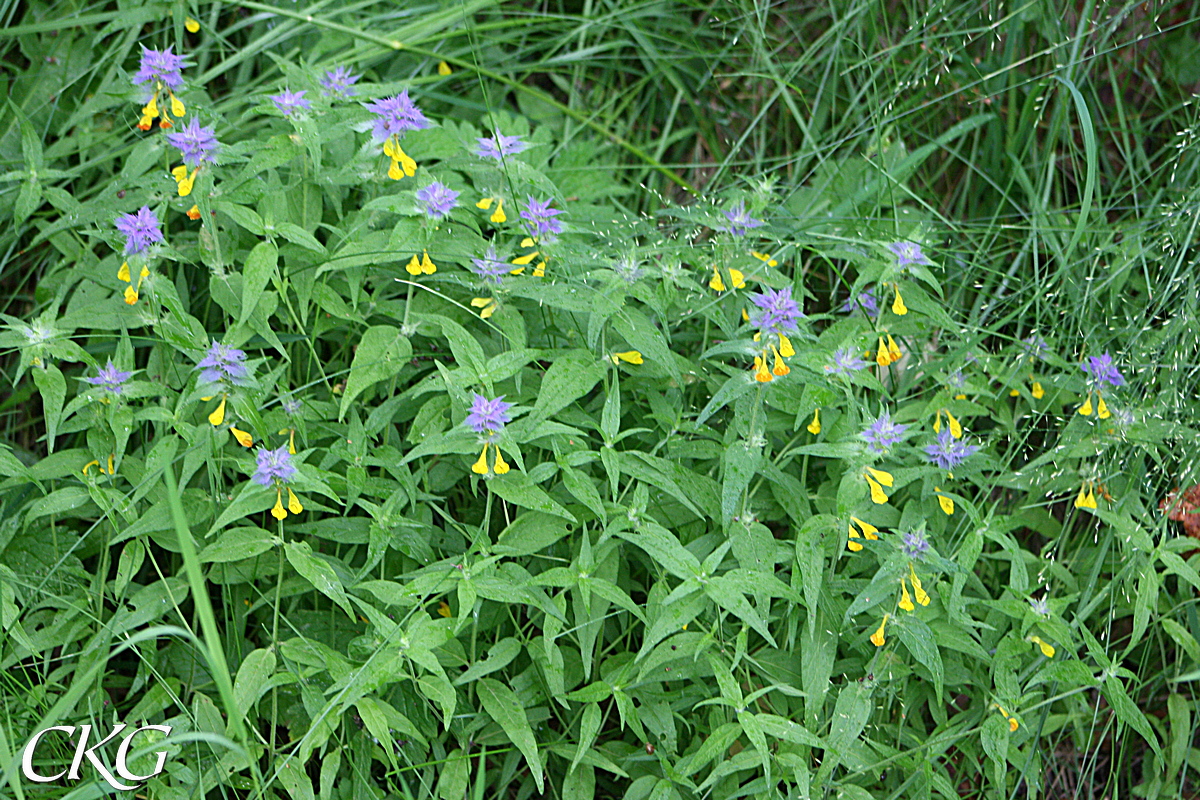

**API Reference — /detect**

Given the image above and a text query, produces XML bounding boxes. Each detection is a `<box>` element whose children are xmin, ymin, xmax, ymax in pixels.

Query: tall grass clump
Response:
<box><xmin>1</xmin><ymin>1</ymin><xmax>1199</xmax><ymax>798</ymax></box>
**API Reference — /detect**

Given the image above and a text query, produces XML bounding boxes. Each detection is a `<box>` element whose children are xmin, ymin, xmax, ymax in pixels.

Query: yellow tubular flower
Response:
<box><xmin>405</xmin><ymin>255</ymin><xmax>422</xmax><ymax>275</ymax></box>
<box><xmin>866</xmin><ymin>475</ymin><xmax>888</xmax><ymax>504</ymax></box>
<box><xmin>847</xmin><ymin>523</ymin><xmax>863</xmax><ymax>552</ymax></box>
<box><xmin>476</xmin><ymin>197</ymin><xmax>494</xmax><ymax>210</ymax></box>
<box><xmin>493</xmin><ymin>448</ymin><xmax>510</xmax><ymax>474</ymax></box>
<box><xmin>852</xmin><ymin>516</ymin><xmax>879</xmax><ymax>540</ymax></box>
<box><xmin>490</xmin><ymin>199</ymin><xmax>506</xmax><ymax>224</ymax></box>
<box><xmin>437</xmin><ymin>600</ymin><xmax>452</xmax><ymax>617</ymax></box>
<box><xmin>750</xmin><ymin>251</ymin><xmax>777</xmax><ymax>267</ymax></box>
<box><xmin>729</xmin><ymin>269</ymin><xmax>746</xmax><ymax>289</ymax></box>
<box><xmin>177</xmin><ymin>171</ymin><xmax>195</xmax><ymax>197</ymax></box>
<box><xmin>771</xmin><ymin>345</ymin><xmax>789</xmax><ymax>376</ymax></box>
<box><xmin>532</xmin><ymin>261</ymin><xmax>546</xmax><ymax>277</ymax></box>
<box><xmin>945</xmin><ymin>411</ymin><xmax>962</xmax><ymax>439</ymax></box>
<box><xmin>1097</xmin><ymin>395</ymin><xmax>1110</xmax><ymax>419</ymax></box>
<box><xmin>886</xmin><ymin>334</ymin><xmax>902</xmax><ymax>362</ymax></box>
<box><xmin>185</xmin><ymin>17</ymin><xmax>200</xmax><ymax>32</ymax></box>
<box><xmin>287</xmin><ymin>488</ymin><xmax>303</xmax><ymax>515</ymax></box>
<box><xmin>230</xmin><ymin>427</ymin><xmax>253</xmax><ymax>447</ymax></box>
<box><xmin>170</xmin><ymin>93</ymin><xmax>185</xmax><ymax>118</ymax></box>
<box><xmin>388</xmin><ymin>159</ymin><xmax>404</xmax><ymax>180</ymax></box>
<box><xmin>117</xmin><ymin>262</ymin><xmax>131</xmax><ymax>283</ymax></box>
<box><xmin>437</xmin><ymin>61</ymin><xmax>452</xmax><ymax>75</ymax></box>
<box><xmin>866</xmin><ymin>467</ymin><xmax>894</xmax><ymax>487</ymax></box>
<box><xmin>870</xmin><ymin>613</ymin><xmax>889</xmax><ymax>647</ymax></box>
<box><xmin>472</xmin><ymin>444</ymin><xmax>490</xmax><ymax>475</ymax></box>
<box><xmin>288</xmin><ymin>429</ymin><xmax>297</xmax><ymax>455</ymax></box>
<box><xmin>1075</xmin><ymin>483</ymin><xmax>1097</xmax><ymax>510</ymax></box>
<box><xmin>892</xmin><ymin>283</ymin><xmax>908</xmax><ymax>315</ymax></box>
<box><xmin>1028</xmin><ymin>635</ymin><xmax>1055</xmax><ymax>658</ymax></box>
<box><xmin>520</xmin><ymin>237</ymin><xmax>535</xmax><ymax>248</ymax></box>
<box><xmin>271</xmin><ymin>487</ymin><xmax>287</xmax><ymax>520</ymax></box>
<box><xmin>82</xmin><ymin>460</ymin><xmax>100</xmax><ymax>475</ymax></box>
<box><xmin>1009</xmin><ymin>388</ymin><xmax>1021</xmax><ymax>397</ymax></box>
<box><xmin>612</xmin><ymin>351</ymin><xmax>643</xmax><ymax>365</ymax></box>
<box><xmin>208</xmin><ymin>396</ymin><xmax>227</xmax><ymax>427</ymax></box>
<box><xmin>778</xmin><ymin>333</ymin><xmax>795</xmax><ymax>357</ymax></box>
<box><xmin>909</xmin><ymin>564</ymin><xmax>930</xmax><ymax>606</ymax></box>
<box><xmin>709</xmin><ymin>266</ymin><xmax>726</xmax><ymax>292</ymax></box>
<box><xmin>876</xmin><ymin>338</ymin><xmax>891</xmax><ymax>367</ymax></box>
<box><xmin>1009</xmin><ymin>717</ymin><xmax>1019</xmax><ymax>732</ymax></box>
<box><xmin>753</xmin><ymin>356</ymin><xmax>772</xmax><ymax>383</ymax></box>
<box><xmin>469</xmin><ymin>298</ymin><xmax>498</xmax><ymax>319</ymax></box>
<box><xmin>420</xmin><ymin>250</ymin><xmax>436</xmax><ymax>275</ymax></box>
<box><xmin>512</xmin><ymin>252</ymin><xmax>539</xmax><ymax>266</ymax></box>
<box><xmin>187</xmin><ymin>205</ymin><xmax>201</xmax><ymax>220</ymax></box>
<box><xmin>899</xmin><ymin>578</ymin><xmax>915</xmax><ymax>611</ymax></box>
<box><xmin>807</xmin><ymin>409</ymin><xmax>821</xmax><ymax>435</ymax></box>
<box><xmin>1031</xmin><ymin>381</ymin><xmax>1045</xmax><ymax>399</ymax></box>
<box><xmin>936</xmin><ymin>487</ymin><xmax>954</xmax><ymax>516</ymax></box>
<box><xmin>1078</xmin><ymin>392</ymin><xmax>1093</xmax><ymax>416</ymax></box>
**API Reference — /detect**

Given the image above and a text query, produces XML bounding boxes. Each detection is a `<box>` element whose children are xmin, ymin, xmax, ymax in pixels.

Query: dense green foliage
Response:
<box><xmin>2</xmin><ymin>1</ymin><xmax>1200</xmax><ymax>799</ymax></box>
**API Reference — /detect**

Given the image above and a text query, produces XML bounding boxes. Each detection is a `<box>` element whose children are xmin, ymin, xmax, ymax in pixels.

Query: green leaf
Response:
<box><xmin>721</xmin><ymin>440</ymin><xmax>763</xmax><ymax>524</ymax></box>
<box><xmin>896</xmin><ymin>615</ymin><xmax>944</xmax><ymax>703</ymax></box>
<box><xmin>232</xmin><ymin>647</ymin><xmax>276</xmax><ymax>724</ymax></box>
<box><xmin>453</xmin><ymin>637</ymin><xmax>522</xmax><ymax>685</ymax></box>
<box><xmin>489</xmin><ymin>473</ymin><xmax>577</xmax><ymax>522</ymax></box>
<box><xmin>32</xmin><ymin>364</ymin><xmax>65</xmax><ymax>453</ymax></box>
<box><xmin>285</xmin><ymin>540</ymin><xmax>354</xmax><ymax>619</ymax></box>
<box><xmin>239</xmin><ymin>240</ymin><xmax>279</xmax><ymax>328</ymax></box>
<box><xmin>614</xmin><ymin>521</ymin><xmax>700</xmax><ymax>581</ymax></box>
<box><xmin>340</xmin><ymin>326</ymin><xmax>412</xmax><ymax>420</ymax></box>
<box><xmin>477</xmin><ymin>678</ymin><xmax>544</xmax><ymax>792</ymax></box>
<box><xmin>704</xmin><ymin>575</ymin><xmax>776</xmax><ymax>647</ymax></box>
<box><xmin>277</xmin><ymin>757</ymin><xmax>315</xmax><ymax>800</ymax></box>
<box><xmin>201</xmin><ymin>527</ymin><xmax>276</xmax><ymax>563</ymax></box>
<box><xmin>275</xmin><ymin>221</ymin><xmax>325</xmax><ymax>253</ymax></box>
<box><xmin>533</xmin><ymin>350</ymin><xmax>606</xmax><ymax>419</ymax></box>
<box><xmin>437</xmin><ymin>749</ymin><xmax>470</xmax><ymax>800</ymax></box>
<box><xmin>1101</xmin><ymin>673</ymin><xmax>1161</xmax><ymax>758</ymax></box>
<box><xmin>495</xmin><ymin>512</ymin><xmax>570</xmax><ymax>556</ymax></box>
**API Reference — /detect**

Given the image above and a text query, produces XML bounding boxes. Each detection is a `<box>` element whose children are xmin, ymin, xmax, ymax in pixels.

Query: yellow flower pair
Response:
<box><xmin>863</xmin><ymin>467</ymin><xmax>893</xmax><ymax>504</ymax></box>
<box><xmin>117</xmin><ymin>261</ymin><xmax>150</xmax><ymax>305</ymax></box>
<box><xmin>710</xmin><ymin>265</ymin><xmax>745</xmax><ymax>293</ymax></box>
<box><xmin>476</xmin><ymin>197</ymin><xmax>506</xmax><ymax>223</ymax></box>
<box><xmin>846</xmin><ymin>516</ymin><xmax>878</xmax><ymax>552</ymax></box>
<box><xmin>471</xmin><ymin>442</ymin><xmax>510</xmax><ymax>475</ymax></box>
<box><xmin>875</xmin><ymin>334</ymin><xmax>903</xmax><ymax>367</ymax></box>
<box><xmin>1077</xmin><ymin>390</ymin><xmax>1111</xmax><ymax>419</ymax></box>
<box><xmin>752</xmin><ymin>333</ymin><xmax>795</xmax><ymax>383</ymax></box>
<box><xmin>405</xmin><ymin>250</ymin><xmax>436</xmax><ymax>276</ymax></box>
<box><xmin>137</xmin><ymin>82</ymin><xmax>186</xmax><ymax>131</ymax></box>
<box><xmin>897</xmin><ymin>564</ymin><xmax>930</xmax><ymax>611</ymax></box>
<box><xmin>932</xmin><ymin>408</ymin><xmax>962</xmax><ymax>438</ymax></box>
<box><xmin>383</xmin><ymin>136</ymin><xmax>417</xmax><ymax>180</ymax></box>
<box><xmin>271</xmin><ymin>485</ymin><xmax>304</xmax><ymax>520</ymax></box>
<box><xmin>82</xmin><ymin>455</ymin><xmax>116</xmax><ymax>476</ymax></box>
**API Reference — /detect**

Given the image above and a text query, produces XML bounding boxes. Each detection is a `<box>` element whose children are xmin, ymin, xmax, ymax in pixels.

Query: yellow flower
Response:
<box><xmin>994</xmin><ymin>704</ymin><xmax>1020</xmax><ymax>732</ymax></box>
<box><xmin>287</xmin><ymin>487</ymin><xmax>303</xmax><ymax>514</ymax></box>
<box><xmin>82</xmin><ymin>455</ymin><xmax>116</xmax><ymax>476</ymax></box>
<box><xmin>1096</xmin><ymin>395</ymin><xmax>1110</xmax><ymax>419</ymax></box>
<box><xmin>1031</xmin><ymin>381</ymin><xmax>1044</xmax><ymax>399</ymax></box>
<box><xmin>271</xmin><ymin>487</ymin><xmax>288</xmax><ymax>520</ymax></box>
<box><xmin>899</xmin><ymin>578</ymin><xmax>915</xmax><ymax>611</ymax></box>
<box><xmin>476</xmin><ymin>197</ymin><xmax>494</xmax><ymax>210</ymax></box>
<box><xmin>750</xmin><ymin>251</ymin><xmax>777</xmax><ymax>267</ymax></box>
<box><xmin>185</xmin><ymin>16</ymin><xmax>200</xmax><ymax>32</ymax></box>
<box><xmin>892</xmin><ymin>283</ymin><xmax>908</xmax><ymax>315</ymax></box>
<box><xmin>117</xmin><ymin>262</ymin><xmax>131</xmax><ymax>283</ymax></box>
<box><xmin>1078</xmin><ymin>392</ymin><xmax>1093</xmax><ymax>416</ymax></box>
<box><xmin>935</xmin><ymin>487</ymin><xmax>954</xmax><ymax>515</ymax></box>
<box><xmin>876</xmin><ymin>337</ymin><xmax>891</xmax><ymax>367</ymax></box>
<box><xmin>1074</xmin><ymin>482</ymin><xmax>1097</xmax><ymax>510</ymax></box>
<box><xmin>437</xmin><ymin>600</ymin><xmax>452</xmax><ymax>617</ymax></box>
<box><xmin>909</xmin><ymin>564</ymin><xmax>930</xmax><ymax>606</ymax></box>
<box><xmin>420</xmin><ymin>250</ymin><xmax>436</xmax><ymax>274</ymax></box>
<box><xmin>753</xmin><ymin>355</ymin><xmax>772</xmax><ymax>383</ymax></box>
<box><xmin>230</xmin><ymin>426</ymin><xmax>253</xmax><ymax>447</ymax></box>
<box><xmin>865</xmin><ymin>474</ymin><xmax>888</xmax><ymax>504</ymax></box>
<box><xmin>807</xmin><ymin>409</ymin><xmax>821</xmax><ymax>435</ymax></box>
<box><xmin>846</xmin><ymin>517</ymin><xmax>877</xmax><ymax>552</ymax></box>
<box><xmin>886</xmin><ymin>334</ymin><xmax>902</xmax><ymax>362</ymax></box>
<box><xmin>770</xmin><ymin>345</ymin><xmax>789</xmax><ymax>376</ymax></box>
<box><xmin>866</xmin><ymin>467</ymin><xmax>894</xmax><ymax>487</ymax></box>
<box><xmin>170</xmin><ymin>93</ymin><xmax>186</xmax><ymax>118</ymax></box>
<box><xmin>489</xmin><ymin>198</ymin><xmax>506</xmax><ymax>224</ymax></box>
<box><xmin>1028</xmin><ymin>635</ymin><xmax>1055</xmax><ymax>658</ymax></box>
<box><xmin>287</xmin><ymin>428</ymin><xmax>297</xmax><ymax>454</ymax></box>
<box><xmin>187</xmin><ymin>205</ymin><xmax>201</xmax><ymax>220</ymax></box>
<box><xmin>512</xmin><ymin>251</ymin><xmax>539</xmax><ymax>266</ymax></box>
<box><xmin>437</xmin><ymin>61</ymin><xmax>452</xmax><ymax>76</ymax></box>
<box><xmin>382</xmin><ymin>137</ymin><xmax>417</xmax><ymax>179</ymax></box>
<box><xmin>493</xmin><ymin>449</ymin><xmax>511</xmax><ymax>474</ymax></box>
<box><xmin>470</xmin><ymin>297</ymin><xmax>498</xmax><ymax>319</ymax></box>
<box><xmin>208</xmin><ymin>396</ymin><xmax>227</xmax><ymax>426</ymax></box>
<box><xmin>870</xmin><ymin>613</ymin><xmax>889</xmax><ymax>647</ymax></box>
<box><xmin>532</xmin><ymin>261</ymin><xmax>546</xmax><ymax>278</ymax></box>
<box><xmin>611</xmin><ymin>351</ymin><xmax>644</xmax><ymax>365</ymax></box>
<box><xmin>847</xmin><ymin>522</ymin><xmax>863</xmax><ymax>552</ymax></box>
<box><xmin>471</xmin><ymin>443</ymin><xmax>490</xmax><ymax>475</ymax></box>
<box><xmin>778</xmin><ymin>333</ymin><xmax>794</xmax><ymax>357</ymax></box>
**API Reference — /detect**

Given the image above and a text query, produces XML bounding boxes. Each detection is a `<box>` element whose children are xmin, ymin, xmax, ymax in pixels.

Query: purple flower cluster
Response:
<box><xmin>901</xmin><ymin>530</ymin><xmax>930</xmax><ymax>560</ymax></box>
<box><xmin>1082</xmin><ymin>352</ymin><xmax>1125</xmax><ymax>387</ymax></box>
<box><xmin>1022</xmin><ymin>334</ymin><xmax>1050</xmax><ymax>361</ymax></box>
<box><xmin>887</xmin><ymin>241</ymin><xmax>932</xmax><ymax>269</ymax></box>
<box><xmin>416</xmin><ymin>181</ymin><xmax>460</xmax><ymax>220</ymax></box>
<box><xmin>825</xmin><ymin>346</ymin><xmax>868</xmax><ymax>376</ymax></box>
<box><xmin>840</xmin><ymin>288</ymin><xmax>879</xmax><ymax>318</ymax></box>
<box><xmin>720</xmin><ymin>200</ymin><xmax>764</xmax><ymax>238</ymax></box>
<box><xmin>862</xmin><ymin>411</ymin><xmax>908</xmax><ymax>453</ymax></box>
<box><xmin>270</xmin><ymin>90</ymin><xmax>311</xmax><ymax>117</ymax></box>
<box><xmin>475</xmin><ymin>133</ymin><xmax>529</xmax><ymax>160</ymax></box>
<box><xmin>134</xmin><ymin>47</ymin><xmax>186</xmax><ymax>89</ymax></box>
<box><xmin>320</xmin><ymin>67</ymin><xmax>359</xmax><ymax>99</ymax></box>
<box><xmin>166</xmin><ymin>117</ymin><xmax>219</xmax><ymax>168</ymax></box>
<box><xmin>252</xmin><ymin>445</ymin><xmax>297</xmax><ymax>485</ymax></box>
<box><xmin>365</xmin><ymin>91</ymin><xmax>429</xmax><ymax>142</ymax></box>
<box><xmin>520</xmin><ymin>197</ymin><xmax>565</xmax><ymax>243</ymax></box>
<box><xmin>465</xmin><ymin>394</ymin><xmax>513</xmax><ymax>435</ymax></box>
<box><xmin>748</xmin><ymin>287</ymin><xmax>803</xmax><ymax>337</ymax></box>
<box><xmin>471</xmin><ymin>246</ymin><xmax>509</xmax><ymax>284</ymax></box>
<box><xmin>924</xmin><ymin>428</ymin><xmax>979</xmax><ymax>471</ymax></box>
<box><xmin>85</xmin><ymin>359</ymin><xmax>133</xmax><ymax>394</ymax></box>
<box><xmin>115</xmin><ymin>206</ymin><xmax>164</xmax><ymax>256</ymax></box>
<box><xmin>196</xmin><ymin>341</ymin><xmax>251</xmax><ymax>386</ymax></box>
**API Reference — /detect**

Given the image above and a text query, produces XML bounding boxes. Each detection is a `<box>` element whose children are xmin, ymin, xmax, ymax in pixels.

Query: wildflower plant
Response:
<box><xmin>6</xmin><ymin>18</ymin><xmax>1192</xmax><ymax>800</ymax></box>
